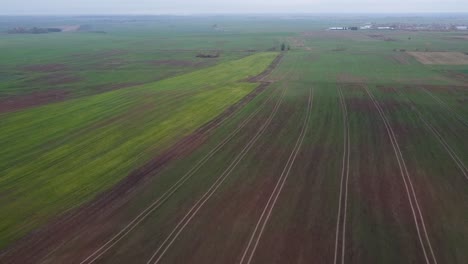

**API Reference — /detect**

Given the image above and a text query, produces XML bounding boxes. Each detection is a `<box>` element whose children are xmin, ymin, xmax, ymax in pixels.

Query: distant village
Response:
<box><xmin>328</xmin><ymin>23</ymin><xmax>468</xmax><ymax>31</ymax></box>
<box><xmin>7</xmin><ymin>25</ymin><xmax>94</xmax><ymax>34</ymax></box>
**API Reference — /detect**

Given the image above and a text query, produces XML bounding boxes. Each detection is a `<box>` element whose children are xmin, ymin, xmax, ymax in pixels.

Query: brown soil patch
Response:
<box><xmin>0</xmin><ymin>55</ymin><xmax>283</xmax><ymax>264</ymax></box>
<box><xmin>22</xmin><ymin>63</ymin><xmax>68</xmax><ymax>72</ymax></box>
<box><xmin>368</xmin><ymin>34</ymin><xmax>397</xmax><ymax>41</ymax></box>
<box><xmin>448</xmin><ymin>35</ymin><xmax>468</xmax><ymax>40</ymax></box>
<box><xmin>377</xmin><ymin>85</ymin><xmax>397</xmax><ymax>93</ymax></box>
<box><xmin>346</xmin><ymin>89</ymin><xmax>408</xmax><ymax>113</ymax></box>
<box><xmin>389</xmin><ymin>53</ymin><xmax>412</xmax><ymax>65</ymax></box>
<box><xmin>338</xmin><ymin>73</ymin><xmax>366</xmax><ymax>84</ymax></box>
<box><xmin>444</xmin><ymin>70</ymin><xmax>468</xmax><ymax>84</ymax></box>
<box><xmin>32</xmin><ymin>73</ymin><xmax>82</xmax><ymax>86</ymax></box>
<box><xmin>421</xmin><ymin>84</ymin><xmax>465</xmax><ymax>93</ymax></box>
<box><xmin>407</xmin><ymin>52</ymin><xmax>468</xmax><ymax>65</ymax></box>
<box><xmin>0</xmin><ymin>90</ymin><xmax>70</xmax><ymax>113</ymax></box>
<box><xmin>70</xmin><ymin>49</ymin><xmax>128</xmax><ymax>60</ymax></box>
<box><xmin>93</xmin><ymin>59</ymin><xmax>128</xmax><ymax>70</ymax></box>
<box><xmin>147</xmin><ymin>60</ymin><xmax>209</xmax><ymax>67</ymax></box>
<box><xmin>91</xmin><ymin>82</ymin><xmax>143</xmax><ymax>93</ymax></box>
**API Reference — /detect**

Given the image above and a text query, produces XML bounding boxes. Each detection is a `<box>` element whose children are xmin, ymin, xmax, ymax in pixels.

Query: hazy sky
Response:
<box><xmin>1</xmin><ymin>0</ymin><xmax>467</xmax><ymax>15</ymax></box>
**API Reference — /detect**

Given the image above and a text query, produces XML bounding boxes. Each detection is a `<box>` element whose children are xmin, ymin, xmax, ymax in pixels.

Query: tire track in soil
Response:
<box><xmin>238</xmin><ymin>88</ymin><xmax>313</xmax><ymax>264</ymax></box>
<box><xmin>393</xmin><ymin>87</ymin><xmax>467</xmax><ymax>181</ymax></box>
<box><xmin>364</xmin><ymin>86</ymin><xmax>438</xmax><ymax>264</ymax></box>
<box><xmin>420</xmin><ymin>87</ymin><xmax>468</xmax><ymax>128</ymax></box>
<box><xmin>0</xmin><ymin>54</ymin><xmax>284</xmax><ymax>264</ymax></box>
<box><xmin>146</xmin><ymin>80</ymin><xmax>289</xmax><ymax>264</ymax></box>
<box><xmin>333</xmin><ymin>86</ymin><xmax>351</xmax><ymax>264</ymax></box>
<box><xmin>78</xmin><ymin>85</ymin><xmax>279</xmax><ymax>264</ymax></box>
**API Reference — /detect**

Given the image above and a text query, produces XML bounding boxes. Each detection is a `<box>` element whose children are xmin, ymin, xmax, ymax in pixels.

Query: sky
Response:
<box><xmin>1</xmin><ymin>0</ymin><xmax>467</xmax><ymax>15</ymax></box>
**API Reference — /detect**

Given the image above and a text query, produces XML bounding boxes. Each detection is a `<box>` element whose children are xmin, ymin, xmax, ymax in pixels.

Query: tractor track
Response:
<box><xmin>1</xmin><ymin>54</ymin><xmax>284</xmax><ymax>264</ymax></box>
<box><xmin>393</xmin><ymin>87</ymin><xmax>467</xmax><ymax>181</ymax></box>
<box><xmin>364</xmin><ymin>86</ymin><xmax>438</xmax><ymax>264</ymax></box>
<box><xmin>238</xmin><ymin>88</ymin><xmax>313</xmax><ymax>264</ymax></box>
<box><xmin>333</xmin><ymin>86</ymin><xmax>351</xmax><ymax>264</ymax></box>
<box><xmin>79</xmin><ymin>84</ymin><xmax>279</xmax><ymax>264</ymax></box>
<box><xmin>146</xmin><ymin>80</ymin><xmax>288</xmax><ymax>264</ymax></box>
<box><xmin>420</xmin><ymin>87</ymin><xmax>468</xmax><ymax>128</ymax></box>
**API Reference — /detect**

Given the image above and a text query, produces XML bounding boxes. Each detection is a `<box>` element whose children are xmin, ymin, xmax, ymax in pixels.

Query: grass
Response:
<box><xmin>0</xmin><ymin>51</ymin><xmax>277</xmax><ymax>248</ymax></box>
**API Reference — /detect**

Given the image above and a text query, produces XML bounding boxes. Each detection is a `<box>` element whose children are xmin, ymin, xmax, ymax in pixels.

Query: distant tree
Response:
<box><xmin>281</xmin><ymin>43</ymin><xmax>286</xmax><ymax>51</ymax></box>
<box><xmin>287</xmin><ymin>45</ymin><xmax>291</xmax><ymax>51</ymax></box>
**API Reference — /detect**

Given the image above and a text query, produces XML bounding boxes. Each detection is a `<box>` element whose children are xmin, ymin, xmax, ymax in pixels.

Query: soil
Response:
<box><xmin>70</xmin><ymin>50</ymin><xmax>128</xmax><ymax>60</ymax></box>
<box><xmin>32</xmin><ymin>73</ymin><xmax>83</xmax><ymax>86</ymax></box>
<box><xmin>90</xmin><ymin>82</ymin><xmax>142</xmax><ymax>93</ymax></box>
<box><xmin>444</xmin><ymin>70</ymin><xmax>468</xmax><ymax>84</ymax></box>
<box><xmin>22</xmin><ymin>63</ymin><xmax>68</xmax><ymax>72</ymax></box>
<box><xmin>344</xmin><ymin>87</ymin><xmax>430</xmax><ymax>263</ymax></box>
<box><xmin>0</xmin><ymin>90</ymin><xmax>70</xmax><ymax>113</ymax></box>
<box><xmin>368</xmin><ymin>34</ymin><xmax>397</xmax><ymax>41</ymax></box>
<box><xmin>0</xmin><ymin>54</ymin><xmax>283</xmax><ymax>264</ymax></box>
<box><xmin>390</xmin><ymin>53</ymin><xmax>412</xmax><ymax>65</ymax></box>
<box><xmin>407</xmin><ymin>51</ymin><xmax>468</xmax><ymax>65</ymax></box>
<box><xmin>338</xmin><ymin>73</ymin><xmax>366</xmax><ymax>84</ymax></box>
<box><xmin>93</xmin><ymin>59</ymin><xmax>128</xmax><ymax>70</ymax></box>
<box><xmin>147</xmin><ymin>60</ymin><xmax>209</xmax><ymax>67</ymax></box>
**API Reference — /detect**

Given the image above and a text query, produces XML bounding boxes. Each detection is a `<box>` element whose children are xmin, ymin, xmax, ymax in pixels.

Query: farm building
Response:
<box><xmin>455</xmin><ymin>26</ymin><xmax>468</xmax><ymax>30</ymax></box>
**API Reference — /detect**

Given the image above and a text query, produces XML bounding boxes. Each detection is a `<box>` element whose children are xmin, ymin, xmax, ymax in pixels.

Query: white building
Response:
<box><xmin>329</xmin><ymin>27</ymin><xmax>347</xmax><ymax>30</ymax></box>
<box><xmin>456</xmin><ymin>26</ymin><xmax>468</xmax><ymax>30</ymax></box>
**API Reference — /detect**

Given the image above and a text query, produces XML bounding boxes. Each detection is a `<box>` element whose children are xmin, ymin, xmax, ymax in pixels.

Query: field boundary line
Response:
<box><xmin>146</xmin><ymin>81</ymin><xmax>288</xmax><ymax>264</ymax></box>
<box><xmin>78</xmin><ymin>88</ymin><xmax>279</xmax><ymax>264</ymax></box>
<box><xmin>420</xmin><ymin>87</ymin><xmax>468</xmax><ymax>128</ymax></box>
<box><xmin>393</xmin><ymin>87</ymin><xmax>467</xmax><ymax>180</ymax></box>
<box><xmin>238</xmin><ymin>88</ymin><xmax>313</xmax><ymax>264</ymax></box>
<box><xmin>364</xmin><ymin>86</ymin><xmax>438</xmax><ymax>264</ymax></box>
<box><xmin>333</xmin><ymin>86</ymin><xmax>351</xmax><ymax>264</ymax></box>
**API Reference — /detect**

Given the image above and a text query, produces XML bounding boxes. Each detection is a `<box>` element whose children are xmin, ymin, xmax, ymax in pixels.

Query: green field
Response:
<box><xmin>0</xmin><ymin>15</ymin><xmax>467</xmax><ymax>264</ymax></box>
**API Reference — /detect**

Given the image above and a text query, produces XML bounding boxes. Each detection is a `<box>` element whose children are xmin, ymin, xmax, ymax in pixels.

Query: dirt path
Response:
<box><xmin>145</xmin><ymin>80</ymin><xmax>288</xmax><ymax>264</ymax></box>
<box><xmin>364</xmin><ymin>86</ymin><xmax>438</xmax><ymax>264</ymax></box>
<box><xmin>393</xmin><ymin>87</ymin><xmax>467</xmax><ymax>181</ymax></box>
<box><xmin>247</xmin><ymin>53</ymin><xmax>284</xmax><ymax>83</ymax></box>
<box><xmin>333</xmin><ymin>86</ymin><xmax>351</xmax><ymax>264</ymax></box>
<box><xmin>0</xmin><ymin>54</ymin><xmax>283</xmax><ymax>264</ymax></box>
<box><xmin>238</xmin><ymin>88</ymin><xmax>313</xmax><ymax>264</ymax></box>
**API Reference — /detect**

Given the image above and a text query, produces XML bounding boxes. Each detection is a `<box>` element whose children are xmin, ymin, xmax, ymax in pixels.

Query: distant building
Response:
<box><xmin>377</xmin><ymin>26</ymin><xmax>394</xmax><ymax>30</ymax></box>
<box><xmin>455</xmin><ymin>26</ymin><xmax>468</xmax><ymax>30</ymax></box>
<box><xmin>329</xmin><ymin>27</ymin><xmax>347</xmax><ymax>30</ymax></box>
<box><xmin>360</xmin><ymin>25</ymin><xmax>372</xmax><ymax>30</ymax></box>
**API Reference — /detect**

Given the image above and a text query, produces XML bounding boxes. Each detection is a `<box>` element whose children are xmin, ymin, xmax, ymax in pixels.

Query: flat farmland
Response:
<box><xmin>0</xmin><ymin>15</ymin><xmax>467</xmax><ymax>264</ymax></box>
<box><xmin>407</xmin><ymin>51</ymin><xmax>468</xmax><ymax>65</ymax></box>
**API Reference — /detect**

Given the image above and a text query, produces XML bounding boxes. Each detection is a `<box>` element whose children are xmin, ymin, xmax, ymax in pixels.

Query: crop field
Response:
<box><xmin>0</xmin><ymin>15</ymin><xmax>467</xmax><ymax>264</ymax></box>
<box><xmin>407</xmin><ymin>51</ymin><xmax>468</xmax><ymax>65</ymax></box>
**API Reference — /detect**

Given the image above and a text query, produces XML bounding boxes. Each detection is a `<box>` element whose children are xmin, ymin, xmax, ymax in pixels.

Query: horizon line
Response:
<box><xmin>1</xmin><ymin>11</ymin><xmax>468</xmax><ymax>16</ymax></box>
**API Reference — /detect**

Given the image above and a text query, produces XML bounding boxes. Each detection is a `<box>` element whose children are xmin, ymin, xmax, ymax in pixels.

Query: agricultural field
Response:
<box><xmin>407</xmin><ymin>51</ymin><xmax>468</xmax><ymax>65</ymax></box>
<box><xmin>0</xmin><ymin>15</ymin><xmax>467</xmax><ymax>264</ymax></box>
